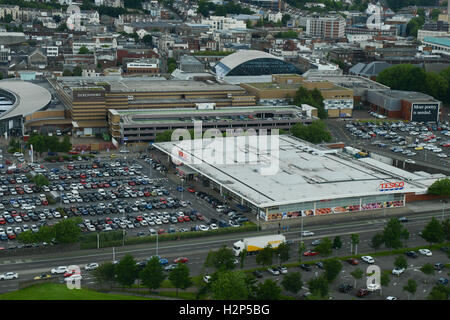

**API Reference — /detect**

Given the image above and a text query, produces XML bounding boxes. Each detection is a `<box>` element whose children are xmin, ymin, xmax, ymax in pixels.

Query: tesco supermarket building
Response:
<box><xmin>154</xmin><ymin>135</ymin><xmax>444</xmax><ymax>221</ymax></box>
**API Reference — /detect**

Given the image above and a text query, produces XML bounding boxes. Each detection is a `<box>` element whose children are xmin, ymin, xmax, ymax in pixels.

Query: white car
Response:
<box><xmin>418</xmin><ymin>249</ymin><xmax>432</xmax><ymax>256</ymax></box>
<box><xmin>386</xmin><ymin>296</ymin><xmax>397</xmax><ymax>300</ymax></box>
<box><xmin>51</xmin><ymin>266</ymin><xmax>68</xmax><ymax>274</ymax></box>
<box><xmin>405</xmin><ymin>159</ymin><xmax>415</xmax><ymax>164</ymax></box>
<box><xmin>85</xmin><ymin>263</ymin><xmax>99</xmax><ymax>271</ymax></box>
<box><xmin>392</xmin><ymin>267</ymin><xmax>405</xmax><ymax>276</ymax></box>
<box><xmin>65</xmin><ymin>274</ymin><xmax>82</xmax><ymax>281</ymax></box>
<box><xmin>267</xmin><ymin>267</ymin><xmax>280</xmax><ymax>276</ymax></box>
<box><xmin>0</xmin><ymin>272</ymin><xmax>18</xmax><ymax>280</ymax></box>
<box><xmin>367</xmin><ymin>283</ymin><xmax>380</xmax><ymax>291</ymax></box>
<box><xmin>301</xmin><ymin>231</ymin><xmax>315</xmax><ymax>237</ymax></box>
<box><xmin>203</xmin><ymin>275</ymin><xmax>211</xmax><ymax>283</ymax></box>
<box><xmin>199</xmin><ymin>224</ymin><xmax>209</xmax><ymax>231</ymax></box>
<box><xmin>209</xmin><ymin>223</ymin><xmax>218</xmax><ymax>230</ymax></box>
<box><xmin>361</xmin><ymin>256</ymin><xmax>375</xmax><ymax>264</ymax></box>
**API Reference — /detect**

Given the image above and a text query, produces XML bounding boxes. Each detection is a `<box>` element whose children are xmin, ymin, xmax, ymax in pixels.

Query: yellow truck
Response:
<box><xmin>233</xmin><ymin>234</ymin><xmax>286</xmax><ymax>256</ymax></box>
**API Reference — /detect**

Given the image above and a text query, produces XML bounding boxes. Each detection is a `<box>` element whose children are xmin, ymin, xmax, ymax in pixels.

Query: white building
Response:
<box><xmin>347</xmin><ymin>34</ymin><xmax>373</xmax><ymax>43</ymax></box>
<box><xmin>46</xmin><ymin>46</ymin><xmax>59</xmax><ymax>57</ymax></box>
<box><xmin>306</xmin><ymin>15</ymin><xmax>345</xmax><ymax>38</ymax></box>
<box><xmin>201</xmin><ymin>16</ymin><xmax>246</xmax><ymax>31</ymax></box>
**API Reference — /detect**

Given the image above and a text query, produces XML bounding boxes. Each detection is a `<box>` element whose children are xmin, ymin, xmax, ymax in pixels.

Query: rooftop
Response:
<box><xmin>154</xmin><ymin>135</ymin><xmax>438</xmax><ymax>208</ymax></box>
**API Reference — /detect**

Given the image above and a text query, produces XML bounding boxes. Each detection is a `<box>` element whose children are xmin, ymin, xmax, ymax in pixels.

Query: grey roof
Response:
<box><xmin>217</xmin><ymin>50</ymin><xmax>282</xmax><ymax>71</ymax></box>
<box><xmin>0</xmin><ymin>80</ymin><xmax>51</xmax><ymax>120</ymax></box>
<box><xmin>350</xmin><ymin>61</ymin><xmax>391</xmax><ymax>77</ymax></box>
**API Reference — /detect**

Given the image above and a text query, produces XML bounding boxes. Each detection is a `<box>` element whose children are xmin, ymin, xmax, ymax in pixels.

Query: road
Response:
<box><xmin>0</xmin><ymin>208</ymin><xmax>445</xmax><ymax>295</ymax></box>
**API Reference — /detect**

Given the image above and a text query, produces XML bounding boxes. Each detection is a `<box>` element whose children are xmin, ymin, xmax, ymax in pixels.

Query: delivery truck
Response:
<box><xmin>232</xmin><ymin>234</ymin><xmax>286</xmax><ymax>256</ymax></box>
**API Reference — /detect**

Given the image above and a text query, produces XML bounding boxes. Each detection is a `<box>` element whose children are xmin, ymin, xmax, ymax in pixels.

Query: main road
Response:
<box><xmin>0</xmin><ymin>209</ymin><xmax>443</xmax><ymax>293</ymax></box>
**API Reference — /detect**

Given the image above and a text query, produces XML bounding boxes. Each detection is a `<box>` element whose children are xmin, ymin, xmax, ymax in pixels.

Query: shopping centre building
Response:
<box><xmin>154</xmin><ymin>135</ymin><xmax>443</xmax><ymax>221</ymax></box>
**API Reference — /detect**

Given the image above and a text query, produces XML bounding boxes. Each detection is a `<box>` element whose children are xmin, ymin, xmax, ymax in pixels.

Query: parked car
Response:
<box><xmin>338</xmin><ymin>283</ymin><xmax>353</xmax><ymax>293</ymax></box>
<box><xmin>405</xmin><ymin>251</ymin><xmax>418</xmax><ymax>258</ymax></box>
<box><xmin>347</xmin><ymin>258</ymin><xmax>359</xmax><ymax>265</ymax></box>
<box><xmin>434</xmin><ymin>263</ymin><xmax>445</xmax><ymax>271</ymax></box>
<box><xmin>300</xmin><ymin>264</ymin><xmax>312</xmax><ymax>271</ymax></box>
<box><xmin>437</xmin><ymin>278</ymin><xmax>448</xmax><ymax>285</ymax></box>
<box><xmin>303</xmin><ymin>250</ymin><xmax>319</xmax><ymax>257</ymax></box>
<box><xmin>361</xmin><ymin>256</ymin><xmax>375</xmax><ymax>264</ymax></box>
<box><xmin>252</xmin><ymin>270</ymin><xmax>263</xmax><ymax>278</ymax></box>
<box><xmin>0</xmin><ymin>272</ymin><xmax>18</xmax><ymax>280</ymax></box>
<box><xmin>267</xmin><ymin>267</ymin><xmax>280</xmax><ymax>276</ymax></box>
<box><xmin>392</xmin><ymin>267</ymin><xmax>405</xmax><ymax>276</ymax></box>
<box><xmin>356</xmin><ymin>288</ymin><xmax>370</xmax><ymax>297</ymax></box>
<box><xmin>85</xmin><ymin>263</ymin><xmax>99</xmax><ymax>271</ymax></box>
<box><xmin>174</xmin><ymin>257</ymin><xmax>189</xmax><ymax>264</ymax></box>
<box><xmin>418</xmin><ymin>249</ymin><xmax>432</xmax><ymax>256</ymax></box>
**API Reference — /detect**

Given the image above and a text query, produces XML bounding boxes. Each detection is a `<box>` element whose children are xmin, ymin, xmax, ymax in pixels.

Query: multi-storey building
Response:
<box><xmin>306</xmin><ymin>15</ymin><xmax>345</xmax><ymax>39</ymax></box>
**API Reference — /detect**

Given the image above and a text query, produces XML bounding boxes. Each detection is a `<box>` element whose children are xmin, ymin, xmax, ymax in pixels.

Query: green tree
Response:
<box><xmin>377</xmin><ymin>64</ymin><xmax>427</xmax><ymax>92</ymax></box>
<box><xmin>350</xmin><ymin>268</ymin><xmax>364</xmax><ymax>288</ymax></box>
<box><xmin>78</xmin><ymin>45</ymin><xmax>90</xmax><ymax>54</ymax></box>
<box><xmin>442</xmin><ymin>219</ymin><xmax>450</xmax><ymax>241</ymax></box>
<box><xmin>298</xmin><ymin>241</ymin><xmax>306</xmax><ymax>264</ymax></box>
<box><xmin>72</xmin><ymin>65</ymin><xmax>83</xmax><ymax>76</ymax></box>
<box><xmin>316</xmin><ymin>237</ymin><xmax>333</xmax><ymax>257</ymax></box>
<box><xmin>424</xmin><ymin>72</ymin><xmax>448</xmax><ymax>103</ymax></box>
<box><xmin>239</xmin><ymin>249</ymin><xmax>247</xmax><ymax>269</ymax></box>
<box><xmin>32</xmin><ymin>174</ymin><xmax>50</xmax><ymax>187</ymax></box>
<box><xmin>427</xmin><ymin>285</ymin><xmax>450</xmax><ymax>300</ymax></box>
<box><xmin>323</xmin><ymin>258</ymin><xmax>342</xmax><ymax>283</ymax></box>
<box><xmin>255</xmin><ymin>279</ymin><xmax>282</xmax><ymax>300</ymax></box>
<box><xmin>211</xmin><ymin>270</ymin><xmax>249</xmax><ymax>300</ymax></box>
<box><xmin>255</xmin><ymin>245</ymin><xmax>273</xmax><ymax>267</ymax></box>
<box><xmin>308</xmin><ymin>275</ymin><xmax>329</xmax><ymax>298</ymax></box>
<box><xmin>281</xmin><ymin>272</ymin><xmax>303</xmax><ymax>295</ymax></box>
<box><xmin>141</xmin><ymin>34</ymin><xmax>152</xmax><ymax>45</ymax></box>
<box><xmin>155</xmin><ymin>129</ymin><xmax>175</xmax><ymax>142</ymax></box>
<box><xmin>381</xmin><ymin>271</ymin><xmax>390</xmax><ymax>287</ymax></box>
<box><xmin>291</xmin><ymin>120</ymin><xmax>332</xmax><ymax>144</ymax></box>
<box><xmin>205</xmin><ymin>246</ymin><xmax>236</xmax><ymax>271</ymax></box>
<box><xmin>421</xmin><ymin>217</ymin><xmax>445</xmax><ymax>247</ymax></box>
<box><xmin>428</xmin><ymin>178</ymin><xmax>450</xmax><ymax>196</ymax></box>
<box><xmin>403</xmin><ymin>279</ymin><xmax>417</xmax><ymax>300</ymax></box>
<box><xmin>350</xmin><ymin>234</ymin><xmax>360</xmax><ymax>254</ymax></box>
<box><xmin>382</xmin><ymin>218</ymin><xmax>407</xmax><ymax>250</ymax></box>
<box><xmin>52</xmin><ymin>218</ymin><xmax>82</xmax><ymax>244</ymax></box>
<box><xmin>394</xmin><ymin>255</ymin><xmax>407</xmax><ymax>270</ymax></box>
<box><xmin>332</xmin><ymin>236</ymin><xmax>342</xmax><ymax>250</ymax></box>
<box><xmin>115</xmin><ymin>254</ymin><xmax>137</xmax><ymax>287</ymax></box>
<box><xmin>420</xmin><ymin>263</ymin><xmax>435</xmax><ymax>275</ymax></box>
<box><xmin>92</xmin><ymin>262</ymin><xmax>116</xmax><ymax>288</ymax></box>
<box><xmin>371</xmin><ymin>232</ymin><xmax>384</xmax><ymax>251</ymax></box>
<box><xmin>139</xmin><ymin>256</ymin><xmax>166</xmax><ymax>292</ymax></box>
<box><xmin>275</xmin><ymin>242</ymin><xmax>290</xmax><ymax>265</ymax></box>
<box><xmin>17</xmin><ymin>230</ymin><xmax>38</xmax><ymax>244</ymax></box>
<box><xmin>63</xmin><ymin>69</ymin><xmax>73</xmax><ymax>76</ymax></box>
<box><xmin>168</xmin><ymin>263</ymin><xmax>192</xmax><ymax>296</ymax></box>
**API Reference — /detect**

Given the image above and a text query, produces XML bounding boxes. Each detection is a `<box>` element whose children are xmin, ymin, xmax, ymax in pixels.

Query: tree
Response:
<box><xmin>401</xmin><ymin>228</ymin><xmax>410</xmax><ymax>248</ymax></box>
<box><xmin>394</xmin><ymin>255</ymin><xmax>407</xmax><ymax>270</ymax></box>
<box><xmin>205</xmin><ymin>246</ymin><xmax>236</xmax><ymax>271</ymax></box>
<box><xmin>142</xmin><ymin>34</ymin><xmax>152</xmax><ymax>45</ymax></box>
<box><xmin>316</xmin><ymin>237</ymin><xmax>332</xmax><ymax>257</ymax></box>
<box><xmin>403</xmin><ymin>279</ymin><xmax>417</xmax><ymax>300</ymax></box>
<box><xmin>382</xmin><ymin>218</ymin><xmax>407</xmax><ymax>250</ymax></box>
<box><xmin>323</xmin><ymin>258</ymin><xmax>342</xmax><ymax>283</ymax></box>
<box><xmin>255</xmin><ymin>245</ymin><xmax>273</xmax><ymax>267</ymax></box>
<box><xmin>72</xmin><ymin>65</ymin><xmax>83</xmax><ymax>76</ymax></box>
<box><xmin>211</xmin><ymin>270</ymin><xmax>249</xmax><ymax>300</ymax></box>
<box><xmin>63</xmin><ymin>69</ymin><xmax>73</xmax><ymax>76</ymax></box>
<box><xmin>350</xmin><ymin>234</ymin><xmax>359</xmax><ymax>254</ymax></box>
<box><xmin>377</xmin><ymin>64</ymin><xmax>427</xmax><ymax>93</ymax></box>
<box><xmin>78</xmin><ymin>45</ymin><xmax>90</xmax><ymax>54</ymax></box>
<box><xmin>425</xmin><ymin>72</ymin><xmax>448</xmax><ymax>103</ymax></box>
<box><xmin>115</xmin><ymin>254</ymin><xmax>137</xmax><ymax>287</ymax></box>
<box><xmin>291</xmin><ymin>120</ymin><xmax>332</xmax><ymax>144</ymax></box>
<box><xmin>427</xmin><ymin>285</ymin><xmax>450</xmax><ymax>300</ymax></box>
<box><xmin>380</xmin><ymin>271</ymin><xmax>390</xmax><ymax>287</ymax></box>
<box><xmin>420</xmin><ymin>263</ymin><xmax>435</xmax><ymax>275</ymax></box>
<box><xmin>255</xmin><ymin>279</ymin><xmax>282</xmax><ymax>300</ymax></box>
<box><xmin>332</xmin><ymin>236</ymin><xmax>342</xmax><ymax>250</ymax></box>
<box><xmin>168</xmin><ymin>263</ymin><xmax>192</xmax><ymax>296</ymax></box>
<box><xmin>155</xmin><ymin>129</ymin><xmax>175</xmax><ymax>142</ymax></box>
<box><xmin>238</xmin><ymin>249</ymin><xmax>247</xmax><ymax>269</ymax></box>
<box><xmin>17</xmin><ymin>230</ymin><xmax>38</xmax><ymax>244</ymax></box>
<box><xmin>308</xmin><ymin>276</ymin><xmax>329</xmax><ymax>298</ymax></box>
<box><xmin>298</xmin><ymin>241</ymin><xmax>306</xmax><ymax>264</ymax></box>
<box><xmin>139</xmin><ymin>256</ymin><xmax>166</xmax><ymax>292</ymax></box>
<box><xmin>52</xmin><ymin>218</ymin><xmax>82</xmax><ymax>244</ymax></box>
<box><xmin>92</xmin><ymin>262</ymin><xmax>116</xmax><ymax>288</ymax></box>
<box><xmin>428</xmin><ymin>178</ymin><xmax>450</xmax><ymax>196</ymax></box>
<box><xmin>281</xmin><ymin>272</ymin><xmax>303</xmax><ymax>295</ymax></box>
<box><xmin>350</xmin><ymin>268</ymin><xmax>364</xmax><ymax>288</ymax></box>
<box><xmin>442</xmin><ymin>219</ymin><xmax>450</xmax><ymax>242</ymax></box>
<box><xmin>3</xmin><ymin>14</ymin><xmax>13</xmax><ymax>23</ymax></box>
<box><xmin>421</xmin><ymin>217</ymin><xmax>445</xmax><ymax>247</ymax></box>
<box><xmin>275</xmin><ymin>242</ymin><xmax>290</xmax><ymax>265</ymax></box>
<box><xmin>371</xmin><ymin>232</ymin><xmax>384</xmax><ymax>251</ymax></box>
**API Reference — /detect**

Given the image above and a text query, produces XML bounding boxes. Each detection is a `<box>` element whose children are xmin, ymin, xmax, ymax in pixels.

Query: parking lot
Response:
<box><xmin>327</xmin><ymin>113</ymin><xmax>450</xmax><ymax>170</ymax></box>
<box><xmin>0</xmin><ymin>150</ymin><xmax>251</xmax><ymax>250</ymax></box>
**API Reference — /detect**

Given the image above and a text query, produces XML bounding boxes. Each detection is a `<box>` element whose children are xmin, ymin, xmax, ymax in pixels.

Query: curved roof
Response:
<box><xmin>0</xmin><ymin>80</ymin><xmax>51</xmax><ymax>120</ymax></box>
<box><xmin>217</xmin><ymin>50</ymin><xmax>282</xmax><ymax>71</ymax></box>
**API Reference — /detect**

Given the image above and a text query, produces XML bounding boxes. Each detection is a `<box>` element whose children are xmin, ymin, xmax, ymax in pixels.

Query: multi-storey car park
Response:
<box><xmin>108</xmin><ymin>105</ymin><xmax>314</xmax><ymax>144</ymax></box>
<box><xmin>153</xmin><ymin>135</ymin><xmax>444</xmax><ymax>222</ymax></box>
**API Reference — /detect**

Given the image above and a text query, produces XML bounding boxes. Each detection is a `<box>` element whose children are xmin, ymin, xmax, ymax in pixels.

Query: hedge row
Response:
<box><xmin>80</xmin><ymin>223</ymin><xmax>258</xmax><ymax>250</ymax></box>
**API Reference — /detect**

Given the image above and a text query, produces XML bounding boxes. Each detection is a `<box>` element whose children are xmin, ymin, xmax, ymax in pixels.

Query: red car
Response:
<box><xmin>347</xmin><ymin>258</ymin><xmax>359</xmax><ymax>265</ymax></box>
<box><xmin>157</xmin><ymin>229</ymin><xmax>166</xmax><ymax>235</ymax></box>
<box><xmin>174</xmin><ymin>257</ymin><xmax>189</xmax><ymax>264</ymax></box>
<box><xmin>183</xmin><ymin>216</ymin><xmax>190</xmax><ymax>222</ymax></box>
<box><xmin>356</xmin><ymin>289</ymin><xmax>370</xmax><ymax>297</ymax></box>
<box><xmin>68</xmin><ymin>151</ymin><xmax>79</xmax><ymax>155</ymax></box>
<box><xmin>7</xmin><ymin>234</ymin><xmax>16</xmax><ymax>240</ymax></box>
<box><xmin>303</xmin><ymin>250</ymin><xmax>319</xmax><ymax>257</ymax></box>
<box><xmin>135</xmin><ymin>216</ymin><xmax>143</xmax><ymax>222</ymax></box>
<box><xmin>177</xmin><ymin>216</ymin><xmax>184</xmax><ymax>223</ymax></box>
<box><xmin>0</xmin><ymin>218</ymin><xmax>5</xmax><ymax>225</ymax></box>
<box><xmin>187</xmin><ymin>187</ymin><xmax>195</xmax><ymax>193</ymax></box>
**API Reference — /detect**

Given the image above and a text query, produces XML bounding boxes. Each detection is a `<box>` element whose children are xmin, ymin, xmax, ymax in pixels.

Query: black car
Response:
<box><xmin>300</xmin><ymin>264</ymin><xmax>312</xmax><ymax>271</ymax></box>
<box><xmin>405</xmin><ymin>251</ymin><xmax>418</xmax><ymax>258</ymax></box>
<box><xmin>252</xmin><ymin>270</ymin><xmax>263</xmax><ymax>278</ymax></box>
<box><xmin>398</xmin><ymin>217</ymin><xmax>408</xmax><ymax>223</ymax></box>
<box><xmin>338</xmin><ymin>283</ymin><xmax>353</xmax><ymax>293</ymax></box>
<box><xmin>315</xmin><ymin>262</ymin><xmax>324</xmax><ymax>269</ymax></box>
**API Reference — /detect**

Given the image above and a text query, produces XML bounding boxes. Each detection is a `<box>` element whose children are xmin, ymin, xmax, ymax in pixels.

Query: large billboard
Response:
<box><xmin>411</xmin><ymin>103</ymin><xmax>439</xmax><ymax>122</ymax></box>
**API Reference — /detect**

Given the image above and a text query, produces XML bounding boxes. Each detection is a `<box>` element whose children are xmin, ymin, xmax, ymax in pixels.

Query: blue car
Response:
<box><xmin>146</xmin><ymin>204</ymin><xmax>153</xmax><ymax>210</ymax></box>
<box><xmin>438</xmin><ymin>278</ymin><xmax>449</xmax><ymax>285</ymax></box>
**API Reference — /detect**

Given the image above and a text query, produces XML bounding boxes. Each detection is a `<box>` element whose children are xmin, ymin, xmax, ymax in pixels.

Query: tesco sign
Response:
<box><xmin>379</xmin><ymin>181</ymin><xmax>405</xmax><ymax>192</ymax></box>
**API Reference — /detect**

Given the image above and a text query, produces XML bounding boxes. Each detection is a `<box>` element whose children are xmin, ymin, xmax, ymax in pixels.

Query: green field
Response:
<box><xmin>0</xmin><ymin>283</ymin><xmax>155</xmax><ymax>300</ymax></box>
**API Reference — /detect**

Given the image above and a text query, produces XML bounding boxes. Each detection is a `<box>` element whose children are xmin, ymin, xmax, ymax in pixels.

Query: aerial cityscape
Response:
<box><xmin>0</xmin><ymin>0</ymin><xmax>447</xmax><ymax>304</ymax></box>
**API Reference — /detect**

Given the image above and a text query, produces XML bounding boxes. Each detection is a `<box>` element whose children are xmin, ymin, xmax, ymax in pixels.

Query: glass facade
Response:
<box><xmin>226</xmin><ymin>58</ymin><xmax>301</xmax><ymax>76</ymax></box>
